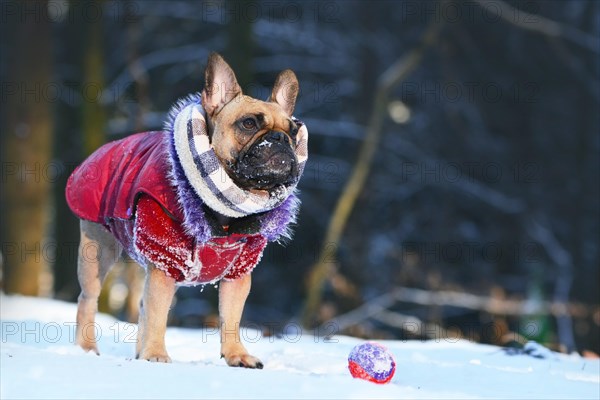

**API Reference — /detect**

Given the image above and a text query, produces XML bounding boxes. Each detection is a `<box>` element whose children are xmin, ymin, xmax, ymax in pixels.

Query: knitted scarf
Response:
<box><xmin>163</xmin><ymin>93</ymin><xmax>308</xmax><ymax>243</ymax></box>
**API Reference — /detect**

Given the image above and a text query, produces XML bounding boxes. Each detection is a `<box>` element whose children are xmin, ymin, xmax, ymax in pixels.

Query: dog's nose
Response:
<box><xmin>266</xmin><ymin>130</ymin><xmax>290</xmax><ymax>144</ymax></box>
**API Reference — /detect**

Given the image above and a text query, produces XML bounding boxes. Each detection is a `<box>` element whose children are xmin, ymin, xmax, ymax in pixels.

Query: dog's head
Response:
<box><xmin>201</xmin><ymin>53</ymin><xmax>300</xmax><ymax>191</ymax></box>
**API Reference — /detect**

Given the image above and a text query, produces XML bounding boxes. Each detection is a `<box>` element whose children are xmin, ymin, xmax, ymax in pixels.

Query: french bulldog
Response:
<box><xmin>69</xmin><ymin>53</ymin><xmax>305</xmax><ymax>368</ymax></box>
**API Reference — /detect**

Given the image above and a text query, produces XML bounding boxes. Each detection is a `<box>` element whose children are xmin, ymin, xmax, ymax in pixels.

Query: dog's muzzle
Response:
<box><xmin>233</xmin><ymin>131</ymin><xmax>299</xmax><ymax>190</ymax></box>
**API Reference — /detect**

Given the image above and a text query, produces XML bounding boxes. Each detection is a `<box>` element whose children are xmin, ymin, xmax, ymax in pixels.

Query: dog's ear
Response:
<box><xmin>202</xmin><ymin>53</ymin><xmax>242</xmax><ymax>117</ymax></box>
<box><xmin>269</xmin><ymin>69</ymin><xmax>299</xmax><ymax>116</ymax></box>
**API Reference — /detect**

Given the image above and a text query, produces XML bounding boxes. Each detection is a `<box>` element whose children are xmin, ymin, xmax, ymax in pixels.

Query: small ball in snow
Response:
<box><xmin>348</xmin><ymin>342</ymin><xmax>396</xmax><ymax>384</ymax></box>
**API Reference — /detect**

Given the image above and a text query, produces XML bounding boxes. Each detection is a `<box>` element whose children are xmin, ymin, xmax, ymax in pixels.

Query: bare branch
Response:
<box><xmin>474</xmin><ymin>0</ymin><xmax>600</xmax><ymax>53</ymax></box>
<box><xmin>322</xmin><ymin>286</ymin><xmax>596</xmax><ymax>336</ymax></box>
<box><xmin>388</xmin><ymin>137</ymin><xmax>526</xmax><ymax>214</ymax></box>
<box><xmin>371</xmin><ymin>310</ymin><xmax>444</xmax><ymax>340</ymax></box>
<box><xmin>102</xmin><ymin>44</ymin><xmax>210</xmax><ymax>104</ymax></box>
<box><xmin>301</xmin><ymin>19</ymin><xmax>444</xmax><ymax>328</ymax></box>
<box><xmin>408</xmin><ymin>286</ymin><xmax>589</xmax><ymax>317</ymax></box>
<box><xmin>319</xmin><ymin>291</ymin><xmax>399</xmax><ymax>333</ymax></box>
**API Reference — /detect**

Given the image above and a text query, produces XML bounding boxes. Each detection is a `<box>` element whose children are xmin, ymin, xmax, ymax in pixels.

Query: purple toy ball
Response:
<box><xmin>348</xmin><ymin>342</ymin><xmax>396</xmax><ymax>384</ymax></box>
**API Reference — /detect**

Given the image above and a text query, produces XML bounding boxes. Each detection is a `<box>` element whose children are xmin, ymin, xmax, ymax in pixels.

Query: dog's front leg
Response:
<box><xmin>219</xmin><ymin>274</ymin><xmax>263</xmax><ymax>369</ymax></box>
<box><xmin>137</xmin><ymin>265</ymin><xmax>176</xmax><ymax>363</ymax></box>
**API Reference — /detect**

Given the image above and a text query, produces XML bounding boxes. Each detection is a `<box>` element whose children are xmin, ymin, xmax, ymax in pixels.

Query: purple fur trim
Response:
<box><xmin>163</xmin><ymin>93</ymin><xmax>212</xmax><ymax>243</ymax></box>
<box><xmin>162</xmin><ymin>93</ymin><xmax>301</xmax><ymax>243</ymax></box>
<box><xmin>258</xmin><ymin>191</ymin><xmax>301</xmax><ymax>242</ymax></box>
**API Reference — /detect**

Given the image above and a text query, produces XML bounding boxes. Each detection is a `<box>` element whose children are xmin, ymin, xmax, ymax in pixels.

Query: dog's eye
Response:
<box><xmin>241</xmin><ymin>118</ymin><xmax>257</xmax><ymax>130</ymax></box>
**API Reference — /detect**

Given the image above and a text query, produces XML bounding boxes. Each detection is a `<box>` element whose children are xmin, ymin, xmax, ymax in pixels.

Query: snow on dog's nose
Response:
<box><xmin>234</xmin><ymin>131</ymin><xmax>298</xmax><ymax>190</ymax></box>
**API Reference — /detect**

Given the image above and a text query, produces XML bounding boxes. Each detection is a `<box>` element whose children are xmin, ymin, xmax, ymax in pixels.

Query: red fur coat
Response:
<box><xmin>66</xmin><ymin>131</ymin><xmax>267</xmax><ymax>286</ymax></box>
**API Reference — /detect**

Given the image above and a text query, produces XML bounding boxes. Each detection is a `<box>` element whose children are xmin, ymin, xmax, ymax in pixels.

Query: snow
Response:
<box><xmin>1</xmin><ymin>294</ymin><xmax>598</xmax><ymax>399</ymax></box>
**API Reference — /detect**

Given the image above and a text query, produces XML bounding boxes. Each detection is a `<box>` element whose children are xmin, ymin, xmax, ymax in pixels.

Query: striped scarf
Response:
<box><xmin>170</xmin><ymin>95</ymin><xmax>308</xmax><ymax>218</ymax></box>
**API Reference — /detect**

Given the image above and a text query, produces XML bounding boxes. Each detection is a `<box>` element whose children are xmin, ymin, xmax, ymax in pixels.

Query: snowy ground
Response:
<box><xmin>1</xmin><ymin>294</ymin><xmax>598</xmax><ymax>399</ymax></box>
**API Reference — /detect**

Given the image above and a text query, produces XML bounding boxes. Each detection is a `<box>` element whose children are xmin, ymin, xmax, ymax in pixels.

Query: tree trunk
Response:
<box><xmin>80</xmin><ymin>1</ymin><xmax>111</xmax><ymax>312</ymax></box>
<box><xmin>53</xmin><ymin>0</ymin><xmax>107</xmax><ymax>301</ymax></box>
<box><xmin>225</xmin><ymin>0</ymin><xmax>253</xmax><ymax>92</ymax></box>
<box><xmin>81</xmin><ymin>2</ymin><xmax>106</xmax><ymax>157</ymax></box>
<box><xmin>1</xmin><ymin>0</ymin><xmax>54</xmax><ymax>295</ymax></box>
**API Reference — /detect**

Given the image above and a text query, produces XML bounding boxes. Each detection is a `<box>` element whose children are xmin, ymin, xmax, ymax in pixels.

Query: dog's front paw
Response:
<box><xmin>138</xmin><ymin>349</ymin><xmax>172</xmax><ymax>363</ymax></box>
<box><xmin>77</xmin><ymin>340</ymin><xmax>99</xmax><ymax>355</ymax></box>
<box><xmin>221</xmin><ymin>352</ymin><xmax>264</xmax><ymax>369</ymax></box>
<box><xmin>76</xmin><ymin>327</ymin><xmax>99</xmax><ymax>355</ymax></box>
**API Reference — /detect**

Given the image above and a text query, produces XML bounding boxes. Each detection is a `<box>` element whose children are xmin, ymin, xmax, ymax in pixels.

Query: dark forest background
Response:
<box><xmin>1</xmin><ymin>0</ymin><xmax>599</xmax><ymax>355</ymax></box>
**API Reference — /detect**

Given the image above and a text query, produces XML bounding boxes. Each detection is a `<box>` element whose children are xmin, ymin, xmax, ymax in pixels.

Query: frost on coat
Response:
<box><xmin>129</xmin><ymin>195</ymin><xmax>267</xmax><ymax>286</ymax></box>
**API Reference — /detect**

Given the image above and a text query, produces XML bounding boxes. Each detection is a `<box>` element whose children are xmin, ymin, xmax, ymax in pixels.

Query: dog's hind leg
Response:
<box><xmin>75</xmin><ymin>220</ymin><xmax>122</xmax><ymax>354</ymax></box>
